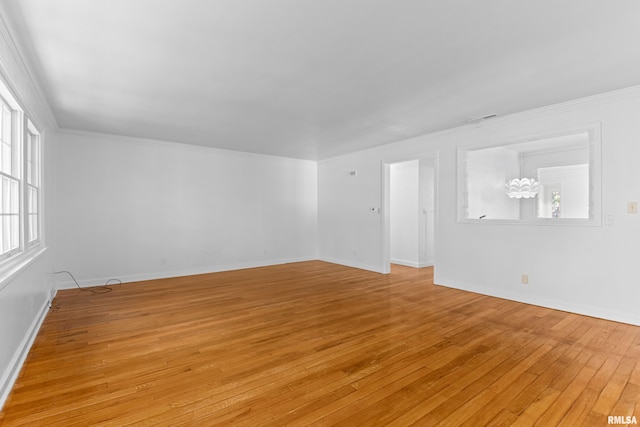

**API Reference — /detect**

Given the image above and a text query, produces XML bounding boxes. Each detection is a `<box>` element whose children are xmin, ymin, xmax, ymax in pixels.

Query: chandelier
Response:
<box><xmin>505</xmin><ymin>177</ymin><xmax>540</xmax><ymax>199</ymax></box>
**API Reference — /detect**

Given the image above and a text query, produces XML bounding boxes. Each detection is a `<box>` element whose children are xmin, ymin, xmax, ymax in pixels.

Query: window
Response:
<box><xmin>26</xmin><ymin>121</ymin><xmax>40</xmax><ymax>245</ymax></box>
<box><xmin>537</xmin><ymin>165</ymin><xmax>588</xmax><ymax>219</ymax></box>
<box><xmin>457</xmin><ymin>124</ymin><xmax>602</xmax><ymax>226</ymax></box>
<box><xmin>0</xmin><ymin>78</ymin><xmax>42</xmax><ymax>263</ymax></box>
<box><xmin>0</xmin><ymin>95</ymin><xmax>20</xmax><ymax>259</ymax></box>
<box><xmin>551</xmin><ymin>191</ymin><xmax>560</xmax><ymax>218</ymax></box>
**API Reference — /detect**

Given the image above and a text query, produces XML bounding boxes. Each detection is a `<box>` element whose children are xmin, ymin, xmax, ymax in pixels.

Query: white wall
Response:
<box><xmin>318</xmin><ymin>85</ymin><xmax>640</xmax><ymax>326</ymax></box>
<box><xmin>317</xmin><ymin>158</ymin><xmax>384</xmax><ymax>271</ymax></box>
<box><xmin>538</xmin><ymin>164</ymin><xmax>589</xmax><ymax>218</ymax></box>
<box><xmin>54</xmin><ymin>131</ymin><xmax>317</xmax><ymax>288</ymax></box>
<box><xmin>0</xmin><ymin>8</ymin><xmax>57</xmax><ymax>408</ymax></box>
<box><xmin>390</xmin><ymin>160</ymin><xmax>419</xmax><ymax>267</ymax></box>
<box><xmin>465</xmin><ymin>147</ymin><xmax>520</xmax><ymax>220</ymax></box>
<box><xmin>522</xmin><ymin>146</ymin><xmax>589</xmax><ymax>219</ymax></box>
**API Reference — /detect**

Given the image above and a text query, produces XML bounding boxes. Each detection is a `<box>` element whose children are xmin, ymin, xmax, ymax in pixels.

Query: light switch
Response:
<box><xmin>628</xmin><ymin>202</ymin><xmax>638</xmax><ymax>214</ymax></box>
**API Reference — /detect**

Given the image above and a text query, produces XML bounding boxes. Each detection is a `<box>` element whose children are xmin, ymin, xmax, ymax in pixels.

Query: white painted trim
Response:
<box><xmin>435</xmin><ymin>276</ymin><xmax>640</xmax><ymax>327</ymax></box>
<box><xmin>0</xmin><ymin>293</ymin><xmax>51</xmax><ymax>410</ymax></box>
<box><xmin>390</xmin><ymin>259</ymin><xmax>420</xmax><ymax>268</ymax></box>
<box><xmin>319</xmin><ymin>85</ymin><xmax>640</xmax><ymax>163</ymax></box>
<box><xmin>0</xmin><ymin>3</ymin><xmax>57</xmax><ymax>130</ymax></box>
<box><xmin>57</xmin><ymin>128</ymin><xmax>315</xmax><ymax>164</ymax></box>
<box><xmin>380</xmin><ymin>162</ymin><xmax>391</xmax><ymax>274</ymax></box>
<box><xmin>390</xmin><ymin>259</ymin><xmax>433</xmax><ymax>268</ymax></box>
<box><xmin>382</xmin><ymin>152</ymin><xmax>439</xmax><ymax>275</ymax></box>
<box><xmin>456</xmin><ymin>122</ymin><xmax>602</xmax><ymax>227</ymax></box>
<box><xmin>53</xmin><ymin>257</ymin><xmax>317</xmax><ymax>289</ymax></box>
<box><xmin>318</xmin><ymin>257</ymin><xmax>387</xmax><ymax>274</ymax></box>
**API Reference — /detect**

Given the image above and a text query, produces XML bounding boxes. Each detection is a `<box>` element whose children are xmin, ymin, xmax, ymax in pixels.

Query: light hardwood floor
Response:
<box><xmin>1</xmin><ymin>261</ymin><xmax>639</xmax><ymax>426</ymax></box>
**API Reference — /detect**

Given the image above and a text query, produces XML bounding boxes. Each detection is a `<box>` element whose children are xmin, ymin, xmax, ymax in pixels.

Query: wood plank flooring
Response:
<box><xmin>1</xmin><ymin>261</ymin><xmax>639</xmax><ymax>426</ymax></box>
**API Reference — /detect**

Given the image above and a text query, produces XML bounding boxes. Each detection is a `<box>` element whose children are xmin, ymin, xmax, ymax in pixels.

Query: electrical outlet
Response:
<box><xmin>628</xmin><ymin>202</ymin><xmax>638</xmax><ymax>214</ymax></box>
<box><xmin>605</xmin><ymin>214</ymin><xmax>615</xmax><ymax>226</ymax></box>
<box><xmin>521</xmin><ymin>274</ymin><xmax>529</xmax><ymax>285</ymax></box>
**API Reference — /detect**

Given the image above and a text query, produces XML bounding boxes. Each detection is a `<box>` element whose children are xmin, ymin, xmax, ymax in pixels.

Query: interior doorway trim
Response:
<box><xmin>381</xmin><ymin>152</ymin><xmax>439</xmax><ymax>274</ymax></box>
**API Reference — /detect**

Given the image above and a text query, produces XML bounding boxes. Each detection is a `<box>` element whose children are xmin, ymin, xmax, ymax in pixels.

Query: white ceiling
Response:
<box><xmin>5</xmin><ymin>0</ymin><xmax>640</xmax><ymax>160</ymax></box>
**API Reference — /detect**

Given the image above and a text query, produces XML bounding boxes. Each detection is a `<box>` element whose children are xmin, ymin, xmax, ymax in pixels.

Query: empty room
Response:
<box><xmin>1</xmin><ymin>1</ymin><xmax>639</xmax><ymax>425</ymax></box>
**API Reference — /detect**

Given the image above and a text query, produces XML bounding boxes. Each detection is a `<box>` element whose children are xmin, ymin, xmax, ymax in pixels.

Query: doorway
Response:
<box><xmin>381</xmin><ymin>153</ymin><xmax>437</xmax><ymax>274</ymax></box>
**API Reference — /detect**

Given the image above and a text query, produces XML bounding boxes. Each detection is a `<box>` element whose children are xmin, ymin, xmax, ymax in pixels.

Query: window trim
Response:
<box><xmin>0</xmin><ymin>91</ymin><xmax>22</xmax><ymax>258</ymax></box>
<box><xmin>0</xmin><ymin>75</ymin><xmax>44</xmax><ymax>275</ymax></box>
<box><xmin>0</xmin><ymin>245</ymin><xmax>47</xmax><ymax>291</ymax></box>
<box><xmin>25</xmin><ymin>119</ymin><xmax>41</xmax><ymax>247</ymax></box>
<box><xmin>457</xmin><ymin>123</ymin><xmax>602</xmax><ymax>226</ymax></box>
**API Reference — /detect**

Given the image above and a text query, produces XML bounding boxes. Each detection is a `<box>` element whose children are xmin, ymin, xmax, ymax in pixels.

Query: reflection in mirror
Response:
<box><xmin>460</xmin><ymin>128</ymin><xmax>598</xmax><ymax>223</ymax></box>
<box><xmin>537</xmin><ymin>164</ymin><xmax>589</xmax><ymax>219</ymax></box>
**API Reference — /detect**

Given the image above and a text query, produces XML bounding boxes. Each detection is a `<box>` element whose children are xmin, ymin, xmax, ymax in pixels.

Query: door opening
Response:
<box><xmin>382</xmin><ymin>153</ymin><xmax>437</xmax><ymax>274</ymax></box>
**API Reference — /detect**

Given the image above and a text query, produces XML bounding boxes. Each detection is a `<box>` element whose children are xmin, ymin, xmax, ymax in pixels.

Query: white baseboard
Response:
<box><xmin>0</xmin><ymin>294</ymin><xmax>52</xmax><ymax>410</ymax></box>
<box><xmin>390</xmin><ymin>258</ymin><xmax>420</xmax><ymax>268</ymax></box>
<box><xmin>390</xmin><ymin>259</ymin><xmax>434</xmax><ymax>269</ymax></box>
<box><xmin>54</xmin><ymin>257</ymin><xmax>317</xmax><ymax>290</ymax></box>
<box><xmin>318</xmin><ymin>257</ymin><xmax>387</xmax><ymax>274</ymax></box>
<box><xmin>435</xmin><ymin>276</ymin><xmax>640</xmax><ymax>327</ymax></box>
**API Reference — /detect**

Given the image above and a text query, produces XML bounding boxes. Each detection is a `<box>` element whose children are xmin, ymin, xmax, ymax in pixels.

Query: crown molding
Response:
<box><xmin>0</xmin><ymin>2</ymin><xmax>58</xmax><ymax>131</ymax></box>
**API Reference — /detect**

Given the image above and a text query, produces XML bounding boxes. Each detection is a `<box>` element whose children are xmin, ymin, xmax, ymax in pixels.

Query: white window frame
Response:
<box><xmin>25</xmin><ymin>120</ymin><xmax>41</xmax><ymax>247</ymax></box>
<box><xmin>0</xmin><ymin>76</ymin><xmax>43</xmax><ymax>271</ymax></box>
<box><xmin>0</xmin><ymin>90</ymin><xmax>22</xmax><ymax>260</ymax></box>
<box><xmin>457</xmin><ymin>123</ymin><xmax>602</xmax><ymax>226</ymax></box>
